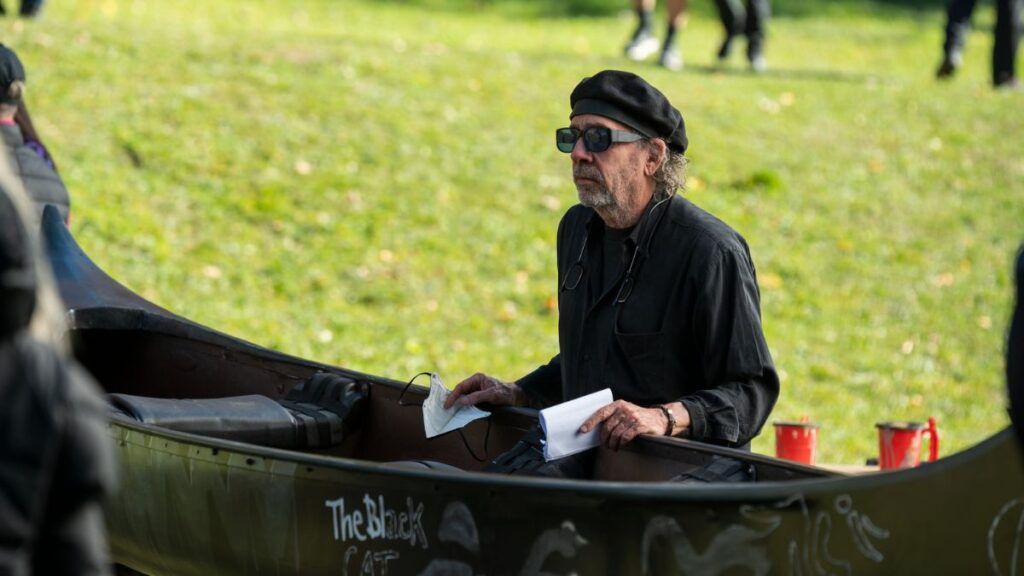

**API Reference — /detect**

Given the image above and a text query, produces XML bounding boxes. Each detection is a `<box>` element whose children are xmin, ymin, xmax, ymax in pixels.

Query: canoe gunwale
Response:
<box><xmin>109</xmin><ymin>411</ymin><xmax>1016</xmax><ymax>501</ymax></box>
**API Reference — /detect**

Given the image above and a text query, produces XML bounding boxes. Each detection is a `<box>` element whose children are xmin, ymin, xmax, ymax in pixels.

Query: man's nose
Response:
<box><xmin>570</xmin><ymin>137</ymin><xmax>593</xmax><ymax>162</ymax></box>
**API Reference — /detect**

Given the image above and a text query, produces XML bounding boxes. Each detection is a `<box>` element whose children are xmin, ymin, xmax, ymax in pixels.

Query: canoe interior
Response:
<box><xmin>69</xmin><ymin>315</ymin><xmax>831</xmax><ymax>482</ymax></box>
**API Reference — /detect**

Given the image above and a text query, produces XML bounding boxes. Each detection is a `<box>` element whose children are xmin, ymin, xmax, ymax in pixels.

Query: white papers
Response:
<box><xmin>422</xmin><ymin>373</ymin><xmax>490</xmax><ymax>438</ymax></box>
<box><xmin>539</xmin><ymin>388</ymin><xmax>613</xmax><ymax>461</ymax></box>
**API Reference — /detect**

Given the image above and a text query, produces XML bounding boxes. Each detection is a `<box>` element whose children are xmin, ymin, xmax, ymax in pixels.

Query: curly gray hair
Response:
<box><xmin>646</xmin><ymin>140</ymin><xmax>687</xmax><ymax>201</ymax></box>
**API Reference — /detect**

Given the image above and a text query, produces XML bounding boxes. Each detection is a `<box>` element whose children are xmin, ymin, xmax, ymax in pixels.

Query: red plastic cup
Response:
<box><xmin>774</xmin><ymin>420</ymin><xmax>819</xmax><ymax>465</ymax></box>
<box><xmin>876</xmin><ymin>417</ymin><xmax>939</xmax><ymax>470</ymax></box>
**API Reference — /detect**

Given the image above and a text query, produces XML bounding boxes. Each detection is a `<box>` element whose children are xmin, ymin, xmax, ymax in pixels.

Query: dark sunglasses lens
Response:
<box><xmin>583</xmin><ymin>127</ymin><xmax>612</xmax><ymax>152</ymax></box>
<box><xmin>555</xmin><ymin>128</ymin><xmax>578</xmax><ymax>153</ymax></box>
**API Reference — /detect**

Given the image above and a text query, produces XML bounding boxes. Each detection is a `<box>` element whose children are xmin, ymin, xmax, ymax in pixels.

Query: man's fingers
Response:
<box><xmin>599</xmin><ymin>418</ymin><xmax>615</xmax><ymax>445</ymax></box>
<box><xmin>444</xmin><ymin>374</ymin><xmax>485</xmax><ymax>408</ymax></box>
<box><xmin>580</xmin><ymin>403</ymin><xmax>618</xmax><ymax>433</ymax></box>
<box><xmin>457</xmin><ymin>387</ymin><xmax>501</xmax><ymax>407</ymax></box>
<box><xmin>614</xmin><ymin>432</ymin><xmax>633</xmax><ymax>451</ymax></box>
<box><xmin>619</xmin><ymin>426</ymin><xmax>639</xmax><ymax>449</ymax></box>
<box><xmin>609</xmin><ymin>421</ymin><xmax>632</xmax><ymax>450</ymax></box>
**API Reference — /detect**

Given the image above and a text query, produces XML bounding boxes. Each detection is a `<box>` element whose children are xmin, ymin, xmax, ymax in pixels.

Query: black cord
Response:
<box><xmin>397</xmin><ymin>372</ymin><xmax>491</xmax><ymax>462</ymax></box>
<box><xmin>397</xmin><ymin>372</ymin><xmax>431</xmax><ymax>407</ymax></box>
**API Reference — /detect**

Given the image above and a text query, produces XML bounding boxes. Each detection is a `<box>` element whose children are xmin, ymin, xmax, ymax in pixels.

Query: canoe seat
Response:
<box><xmin>109</xmin><ymin>372</ymin><xmax>369</xmax><ymax>450</ymax></box>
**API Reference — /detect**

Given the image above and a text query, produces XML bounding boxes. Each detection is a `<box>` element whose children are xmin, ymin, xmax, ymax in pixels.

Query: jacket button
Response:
<box><xmin>583</xmin><ymin>354</ymin><xmax>590</xmax><ymax>361</ymax></box>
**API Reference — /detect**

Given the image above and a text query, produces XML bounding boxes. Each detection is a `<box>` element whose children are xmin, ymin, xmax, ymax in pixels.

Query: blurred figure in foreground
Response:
<box><xmin>0</xmin><ymin>172</ymin><xmax>115</xmax><ymax>574</ymax></box>
<box><xmin>623</xmin><ymin>0</ymin><xmax>688</xmax><ymax>71</ymax></box>
<box><xmin>1008</xmin><ymin>245</ymin><xmax>1024</xmax><ymax>450</ymax></box>
<box><xmin>0</xmin><ymin>44</ymin><xmax>69</xmax><ymax>223</ymax></box>
<box><xmin>713</xmin><ymin>0</ymin><xmax>771</xmax><ymax>72</ymax></box>
<box><xmin>936</xmin><ymin>0</ymin><xmax>1020</xmax><ymax>89</ymax></box>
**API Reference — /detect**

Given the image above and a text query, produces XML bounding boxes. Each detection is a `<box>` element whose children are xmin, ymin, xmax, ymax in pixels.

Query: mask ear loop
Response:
<box><xmin>560</xmin><ymin>230</ymin><xmax>589</xmax><ymax>292</ymax></box>
<box><xmin>613</xmin><ymin>197</ymin><xmax>671</xmax><ymax>306</ymax></box>
<box><xmin>398</xmin><ymin>372</ymin><xmax>491</xmax><ymax>463</ymax></box>
<box><xmin>397</xmin><ymin>372</ymin><xmax>431</xmax><ymax>407</ymax></box>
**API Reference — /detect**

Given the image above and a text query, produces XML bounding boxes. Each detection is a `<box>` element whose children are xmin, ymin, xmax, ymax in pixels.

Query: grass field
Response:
<box><xmin>4</xmin><ymin>0</ymin><xmax>1021</xmax><ymax>462</ymax></box>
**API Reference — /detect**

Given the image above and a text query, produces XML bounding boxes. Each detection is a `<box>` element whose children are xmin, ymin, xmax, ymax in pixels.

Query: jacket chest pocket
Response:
<box><xmin>614</xmin><ymin>329</ymin><xmax>667</xmax><ymax>399</ymax></box>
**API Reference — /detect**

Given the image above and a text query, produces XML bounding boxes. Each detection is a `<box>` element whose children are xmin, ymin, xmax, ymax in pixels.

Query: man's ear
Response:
<box><xmin>645</xmin><ymin>139</ymin><xmax>667</xmax><ymax>176</ymax></box>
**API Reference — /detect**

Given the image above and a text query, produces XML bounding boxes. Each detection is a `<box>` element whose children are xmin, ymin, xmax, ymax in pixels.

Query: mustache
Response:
<box><xmin>573</xmin><ymin>166</ymin><xmax>604</xmax><ymax>184</ymax></box>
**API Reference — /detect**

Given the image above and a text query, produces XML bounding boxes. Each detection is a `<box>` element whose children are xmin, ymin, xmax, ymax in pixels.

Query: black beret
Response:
<box><xmin>570</xmin><ymin>70</ymin><xmax>687</xmax><ymax>154</ymax></box>
<box><xmin>0</xmin><ymin>44</ymin><xmax>25</xmax><ymax>105</ymax></box>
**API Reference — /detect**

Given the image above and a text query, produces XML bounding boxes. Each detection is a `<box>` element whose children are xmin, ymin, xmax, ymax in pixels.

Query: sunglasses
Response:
<box><xmin>555</xmin><ymin>126</ymin><xmax>645</xmax><ymax>154</ymax></box>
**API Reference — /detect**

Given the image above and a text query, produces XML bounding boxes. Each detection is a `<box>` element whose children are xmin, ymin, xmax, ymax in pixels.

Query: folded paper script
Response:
<box><xmin>539</xmin><ymin>388</ymin><xmax>613</xmax><ymax>461</ymax></box>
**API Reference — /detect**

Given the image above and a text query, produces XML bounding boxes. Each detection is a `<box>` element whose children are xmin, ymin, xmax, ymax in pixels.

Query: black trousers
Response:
<box><xmin>942</xmin><ymin>0</ymin><xmax>1022</xmax><ymax>84</ymax></box>
<box><xmin>714</xmin><ymin>0</ymin><xmax>771</xmax><ymax>56</ymax></box>
<box><xmin>0</xmin><ymin>0</ymin><xmax>45</xmax><ymax>16</ymax></box>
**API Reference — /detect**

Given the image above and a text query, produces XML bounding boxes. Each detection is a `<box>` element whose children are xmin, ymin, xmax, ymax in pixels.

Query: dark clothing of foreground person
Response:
<box><xmin>937</xmin><ymin>0</ymin><xmax>1021</xmax><ymax>88</ymax></box>
<box><xmin>1008</xmin><ymin>245</ymin><xmax>1024</xmax><ymax>451</ymax></box>
<box><xmin>447</xmin><ymin>70</ymin><xmax>779</xmax><ymax>478</ymax></box>
<box><xmin>0</xmin><ymin>44</ymin><xmax>69</xmax><ymax>222</ymax></box>
<box><xmin>0</xmin><ymin>186</ymin><xmax>115</xmax><ymax>575</ymax></box>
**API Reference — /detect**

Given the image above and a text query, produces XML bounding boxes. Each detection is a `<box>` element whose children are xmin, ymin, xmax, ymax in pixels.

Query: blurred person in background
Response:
<box><xmin>936</xmin><ymin>0</ymin><xmax>1020</xmax><ymax>89</ymax></box>
<box><xmin>0</xmin><ymin>44</ymin><xmax>69</xmax><ymax>223</ymax></box>
<box><xmin>713</xmin><ymin>0</ymin><xmax>770</xmax><ymax>72</ymax></box>
<box><xmin>0</xmin><ymin>170</ymin><xmax>115</xmax><ymax>574</ymax></box>
<box><xmin>623</xmin><ymin>0</ymin><xmax>688</xmax><ymax>71</ymax></box>
<box><xmin>0</xmin><ymin>0</ymin><xmax>45</xmax><ymax>18</ymax></box>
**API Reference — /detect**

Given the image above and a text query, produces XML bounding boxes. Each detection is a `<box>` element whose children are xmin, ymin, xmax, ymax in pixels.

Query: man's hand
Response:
<box><xmin>579</xmin><ymin>400</ymin><xmax>688</xmax><ymax>450</ymax></box>
<box><xmin>444</xmin><ymin>373</ymin><xmax>525</xmax><ymax>409</ymax></box>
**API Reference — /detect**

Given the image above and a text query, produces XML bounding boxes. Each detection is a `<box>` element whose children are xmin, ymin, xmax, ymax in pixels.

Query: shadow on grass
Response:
<box><xmin>683</xmin><ymin>63</ymin><xmax>882</xmax><ymax>85</ymax></box>
<box><xmin>375</xmin><ymin>0</ymin><xmax>948</xmax><ymax>19</ymax></box>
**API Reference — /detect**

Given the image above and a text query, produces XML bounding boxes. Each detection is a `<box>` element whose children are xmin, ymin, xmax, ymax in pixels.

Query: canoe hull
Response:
<box><xmin>106</xmin><ymin>417</ymin><xmax>1024</xmax><ymax>575</ymax></box>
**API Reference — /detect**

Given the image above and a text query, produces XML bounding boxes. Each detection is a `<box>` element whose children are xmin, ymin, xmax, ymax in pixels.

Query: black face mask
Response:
<box><xmin>0</xmin><ymin>188</ymin><xmax>36</xmax><ymax>338</ymax></box>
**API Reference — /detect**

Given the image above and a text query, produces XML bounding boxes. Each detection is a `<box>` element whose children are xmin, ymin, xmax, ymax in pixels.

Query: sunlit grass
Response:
<box><xmin>5</xmin><ymin>0</ymin><xmax>1021</xmax><ymax>463</ymax></box>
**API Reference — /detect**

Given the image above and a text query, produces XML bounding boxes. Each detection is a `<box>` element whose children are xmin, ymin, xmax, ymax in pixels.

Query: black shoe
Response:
<box><xmin>717</xmin><ymin>34</ymin><xmax>736</xmax><ymax>61</ymax></box>
<box><xmin>995</xmin><ymin>77</ymin><xmax>1022</xmax><ymax>91</ymax></box>
<box><xmin>936</xmin><ymin>52</ymin><xmax>962</xmax><ymax>79</ymax></box>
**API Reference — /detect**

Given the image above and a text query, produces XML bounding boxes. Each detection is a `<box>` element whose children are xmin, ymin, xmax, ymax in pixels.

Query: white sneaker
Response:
<box><xmin>624</xmin><ymin>32</ymin><xmax>659</xmax><ymax>61</ymax></box>
<box><xmin>659</xmin><ymin>49</ymin><xmax>683</xmax><ymax>71</ymax></box>
<box><xmin>749</xmin><ymin>54</ymin><xmax>767</xmax><ymax>73</ymax></box>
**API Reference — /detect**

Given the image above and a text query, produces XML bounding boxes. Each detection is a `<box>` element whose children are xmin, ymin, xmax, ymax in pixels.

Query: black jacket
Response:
<box><xmin>0</xmin><ymin>335</ymin><xmax>115</xmax><ymax>575</ymax></box>
<box><xmin>517</xmin><ymin>195</ymin><xmax>779</xmax><ymax>448</ymax></box>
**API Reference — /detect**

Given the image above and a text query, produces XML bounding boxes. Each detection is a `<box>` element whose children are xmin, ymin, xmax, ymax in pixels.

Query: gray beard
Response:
<box><xmin>576</xmin><ymin>183</ymin><xmax>616</xmax><ymax>209</ymax></box>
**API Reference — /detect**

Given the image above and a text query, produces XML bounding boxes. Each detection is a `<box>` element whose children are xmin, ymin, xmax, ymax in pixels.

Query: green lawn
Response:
<box><xmin>5</xmin><ymin>0</ymin><xmax>1021</xmax><ymax>463</ymax></box>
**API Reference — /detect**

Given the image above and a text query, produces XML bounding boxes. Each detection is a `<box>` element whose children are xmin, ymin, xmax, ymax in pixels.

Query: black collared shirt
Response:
<box><xmin>517</xmin><ymin>195</ymin><xmax>779</xmax><ymax>448</ymax></box>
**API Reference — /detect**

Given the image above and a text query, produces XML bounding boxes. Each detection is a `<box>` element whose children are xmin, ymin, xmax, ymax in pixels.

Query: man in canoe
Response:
<box><xmin>447</xmin><ymin>70</ymin><xmax>779</xmax><ymax>477</ymax></box>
